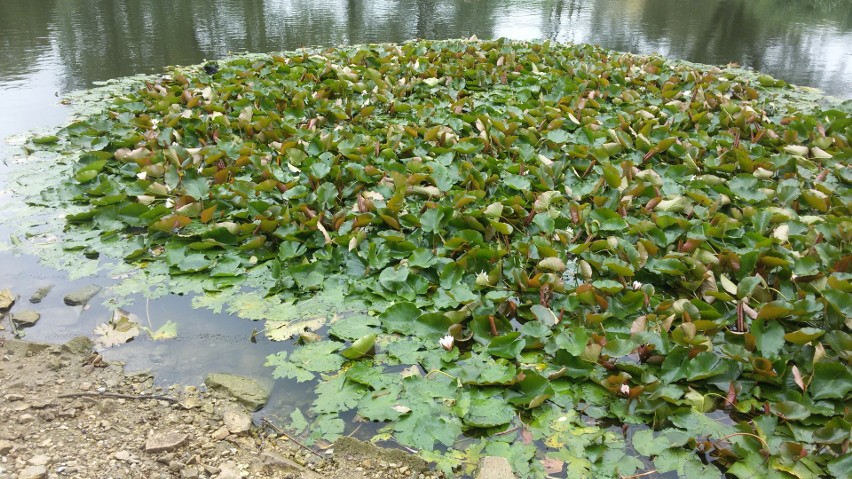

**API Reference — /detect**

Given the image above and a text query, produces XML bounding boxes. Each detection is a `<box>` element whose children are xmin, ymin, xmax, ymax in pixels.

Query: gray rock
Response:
<box><xmin>18</xmin><ymin>465</ymin><xmax>47</xmax><ymax>479</ymax></box>
<box><xmin>223</xmin><ymin>410</ymin><xmax>252</xmax><ymax>436</ymax></box>
<box><xmin>204</xmin><ymin>373</ymin><xmax>270</xmax><ymax>411</ymax></box>
<box><xmin>11</xmin><ymin>310</ymin><xmax>41</xmax><ymax>327</ymax></box>
<box><xmin>145</xmin><ymin>432</ymin><xmax>189</xmax><ymax>453</ymax></box>
<box><xmin>29</xmin><ymin>285</ymin><xmax>53</xmax><ymax>304</ymax></box>
<box><xmin>0</xmin><ymin>289</ymin><xmax>14</xmax><ymax>310</ymax></box>
<box><xmin>0</xmin><ymin>439</ymin><xmax>13</xmax><ymax>454</ymax></box>
<box><xmin>61</xmin><ymin>336</ymin><xmax>94</xmax><ymax>356</ymax></box>
<box><xmin>475</xmin><ymin>456</ymin><xmax>515</xmax><ymax>479</ymax></box>
<box><xmin>63</xmin><ymin>285</ymin><xmax>101</xmax><ymax>306</ymax></box>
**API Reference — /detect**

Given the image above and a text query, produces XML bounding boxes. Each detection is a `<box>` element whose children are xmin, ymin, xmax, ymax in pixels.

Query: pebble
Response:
<box><xmin>28</xmin><ymin>454</ymin><xmax>51</xmax><ymax>466</ymax></box>
<box><xmin>62</xmin><ymin>285</ymin><xmax>101</xmax><ymax>306</ymax></box>
<box><xmin>17</xmin><ymin>465</ymin><xmax>47</xmax><ymax>479</ymax></box>
<box><xmin>0</xmin><ymin>439</ymin><xmax>13</xmax><ymax>454</ymax></box>
<box><xmin>181</xmin><ymin>466</ymin><xmax>200</xmax><ymax>479</ymax></box>
<box><xmin>18</xmin><ymin>414</ymin><xmax>35</xmax><ymax>424</ymax></box>
<box><xmin>11</xmin><ymin>310</ymin><xmax>41</xmax><ymax>327</ymax></box>
<box><xmin>114</xmin><ymin>450</ymin><xmax>132</xmax><ymax>461</ymax></box>
<box><xmin>145</xmin><ymin>431</ymin><xmax>189</xmax><ymax>453</ymax></box>
<box><xmin>29</xmin><ymin>285</ymin><xmax>53</xmax><ymax>304</ymax></box>
<box><xmin>259</xmin><ymin>452</ymin><xmax>305</xmax><ymax>472</ymax></box>
<box><xmin>214</xmin><ymin>461</ymin><xmax>241</xmax><ymax>479</ymax></box>
<box><xmin>223</xmin><ymin>411</ymin><xmax>252</xmax><ymax>436</ymax></box>
<box><xmin>0</xmin><ymin>289</ymin><xmax>14</xmax><ymax>310</ymax></box>
<box><xmin>211</xmin><ymin>427</ymin><xmax>229</xmax><ymax>441</ymax></box>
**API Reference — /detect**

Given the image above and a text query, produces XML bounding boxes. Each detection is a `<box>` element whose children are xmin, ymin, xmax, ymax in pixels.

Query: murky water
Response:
<box><xmin>1</xmin><ymin>0</ymin><xmax>850</xmax><ymax>151</ymax></box>
<box><xmin>0</xmin><ymin>0</ymin><xmax>850</xmax><ymax>471</ymax></box>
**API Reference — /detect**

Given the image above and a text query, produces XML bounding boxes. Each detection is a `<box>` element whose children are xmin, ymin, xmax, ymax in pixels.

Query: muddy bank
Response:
<box><xmin>0</xmin><ymin>336</ymin><xmax>439</xmax><ymax>479</ymax></box>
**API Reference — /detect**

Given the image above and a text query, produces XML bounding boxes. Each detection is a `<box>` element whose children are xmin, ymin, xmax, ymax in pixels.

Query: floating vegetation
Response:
<box><xmin>8</xmin><ymin>39</ymin><xmax>852</xmax><ymax>477</ymax></box>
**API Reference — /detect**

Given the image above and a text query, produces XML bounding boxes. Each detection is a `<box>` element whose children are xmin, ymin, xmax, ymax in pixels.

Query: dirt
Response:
<box><xmin>0</xmin><ymin>336</ymin><xmax>440</xmax><ymax>479</ymax></box>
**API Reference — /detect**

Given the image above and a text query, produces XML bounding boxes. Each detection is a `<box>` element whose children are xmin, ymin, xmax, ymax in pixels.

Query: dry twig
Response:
<box><xmin>57</xmin><ymin>391</ymin><xmax>178</xmax><ymax>404</ymax></box>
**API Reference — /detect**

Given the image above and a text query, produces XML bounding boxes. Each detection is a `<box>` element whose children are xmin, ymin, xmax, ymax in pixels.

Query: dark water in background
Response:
<box><xmin>1</xmin><ymin>0</ymin><xmax>850</xmax><ymax>146</ymax></box>
<box><xmin>0</xmin><ymin>0</ymin><xmax>850</xmax><ymax>451</ymax></box>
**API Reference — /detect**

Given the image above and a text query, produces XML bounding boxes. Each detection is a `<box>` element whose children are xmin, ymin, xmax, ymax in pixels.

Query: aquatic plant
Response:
<box><xmin>14</xmin><ymin>39</ymin><xmax>852</xmax><ymax>477</ymax></box>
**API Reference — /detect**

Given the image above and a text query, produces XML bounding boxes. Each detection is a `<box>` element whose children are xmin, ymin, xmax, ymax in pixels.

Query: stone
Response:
<box><xmin>211</xmin><ymin>426</ymin><xmax>229</xmax><ymax>441</ymax></box>
<box><xmin>145</xmin><ymin>431</ymin><xmax>189</xmax><ymax>453</ymax></box>
<box><xmin>63</xmin><ymin>285</ymin><xmax>101</xmax><ymax>306</ymax></box>
<box><xmin>28</xmin><ymin>454</ymin><xmax>51</xmax><ymax>466</ymax></box>
<box><xmin>475</xmin><ymin>456</ymin><xmax>515</xmax><ymax>479</ymax></box>
<box><xmin>259</xmin><ymin>452</ymin><xmax>305</xmax><ymax>472</ymax></box>
<box><xmin>11</xmin><ymin>310</ymin><xmax>41</xmax><ymax>327</ymax></box>
<box><xmin>17</xmin><ymin>465</ymin><xmax>47</xmax><ymax>479</ymax></box>
<box><xmin>0</xmin><ymin>439</ymin><xmax>13</xmax><ymax>454</ymax></box>
<box><xmin>0</xmin><ymin>289</ymin><xmax>14</xmax><ymax>310</ymax></box>
<box><xmin>181</xmin><ymin>466</ymin><xmax>200</xmax><ymax>479</ymax></box>
<box><xmin>223</xmin><ymin>410</ymin><xmax>252</xmax><ymax>436</ymax></box>
<box><xmin>61</xmin><ymin>336</ymin><xmax>94</xmax><ymax>356</ymax></box>
<box><xmin>114</xmin><ymin>450</ymin><xmax>132</xmax><ymax>461</ymax></box>
<box><xmin>29</xmin><ymin>285</ymin><xmax>53</xmax><ymax>304</ymax></box>
<box><xmin>214</xmin><ymin>462</ymin><xmax>241</xmax><ymax>479</ymax></box>
<box><xmin>18</xmin><ymin>414</ymin><xmax>35</xmax><ymax>424</ymax></box>
<box><xmin>204</xmin><ymin>373</ymin><xmax>270</xmax><ymax>411</ymax></box>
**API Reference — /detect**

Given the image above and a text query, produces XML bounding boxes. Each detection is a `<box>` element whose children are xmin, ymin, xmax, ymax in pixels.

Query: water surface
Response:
<box><xmin>0</xmin><ymin>0</ymin><xmax>850</xmax><ymax>444</ymax></box>
<box><xmin>2</xmin><ymin>0</ymin><xmax>851</xmax><ymax>393</ymax></box>
<box><xmin>1</xmin><ymin>0</ymin><xmax>850</xmax><ymax>147</ymax></box>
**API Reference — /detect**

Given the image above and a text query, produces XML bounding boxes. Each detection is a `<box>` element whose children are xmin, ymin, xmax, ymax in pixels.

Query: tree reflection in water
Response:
<box><xmin>0</xmin><ymin>0</ymin><xmax>850</xmax><ymax>96</ymax></box>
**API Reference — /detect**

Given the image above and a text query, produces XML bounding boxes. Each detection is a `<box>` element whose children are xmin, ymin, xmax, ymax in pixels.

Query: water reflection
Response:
<box><xmin>1</xmin><ymin>0</ymin><xmax>849</xmax><ymax>101</ymax></box>
<box><xmin>0</xmin><ymin>0</ymin><xmax>852</xmax><ymax>101</ymax></box>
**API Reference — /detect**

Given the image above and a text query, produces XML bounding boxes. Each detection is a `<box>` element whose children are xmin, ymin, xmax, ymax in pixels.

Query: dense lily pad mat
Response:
<box><xmin>8</xmin><ymin>39</ymin><xmax>852</xmax><ymax>477</ymax></box>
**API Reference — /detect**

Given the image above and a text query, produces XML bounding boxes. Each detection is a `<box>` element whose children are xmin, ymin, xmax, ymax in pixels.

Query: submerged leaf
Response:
<box><xmin>143</xmin><ymin>320</ymin><xmax>177</xmax><ymax>340</ymax></box>
<box><xmin>94</xmin><ymin>309</ymin><xmax>141</xmax><ymax>348</ymax></box>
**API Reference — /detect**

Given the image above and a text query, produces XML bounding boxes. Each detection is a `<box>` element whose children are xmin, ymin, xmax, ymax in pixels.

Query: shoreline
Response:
<box><xmin>0</xmin><ymin>335</ymin><xmax>439</xmax><ymax>479</ymax></box>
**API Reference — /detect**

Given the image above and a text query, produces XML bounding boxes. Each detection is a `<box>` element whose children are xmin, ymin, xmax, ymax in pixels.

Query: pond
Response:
<box><xmin>0</xmin><ymin>1</ymin><xmax>850</xmax><ymax>477</ymax></box>
<box><xmin>1</xmin><ymin>0</ymin><xmax>851</xmax><ymax>152</ymax></box>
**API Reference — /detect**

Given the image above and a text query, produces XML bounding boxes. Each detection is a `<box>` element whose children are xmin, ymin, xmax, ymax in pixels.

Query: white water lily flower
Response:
<box><xmin>620</xmin><ymin>384</ymin><xmax>630</xmax><ymax>396</ymax></box>
<box><xmin>439</xmin><ymin>335</ymin><xmax>454</xmax><ymax>351</ymax></box>
<box><xmin>633</xmin><ymin>281</ymin><xmax>643</xmax><ymax>290</ymax></box>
